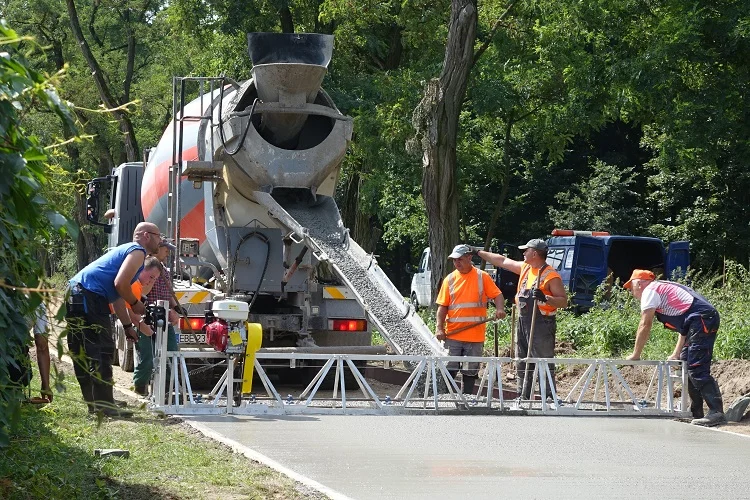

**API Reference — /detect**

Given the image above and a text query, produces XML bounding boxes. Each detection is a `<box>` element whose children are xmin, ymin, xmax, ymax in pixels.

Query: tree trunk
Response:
<box><xmin>279</xmin><ymin>1</ymin><xmax>294</xmax><ymax>33</ymax></box>
<box><xmin>65</xmin><ymin>0</ymin><xmax>139</xmax><ymax>162</ymax></box>
<box><xmin>410</xmin><ymin>0</ymin><xmax>477</xmax><ymax>308</ymax></box>
<box><xmin>340</xmin><ymin>171</ymin><xmax>380</xmax><ymax>253</ymax></box>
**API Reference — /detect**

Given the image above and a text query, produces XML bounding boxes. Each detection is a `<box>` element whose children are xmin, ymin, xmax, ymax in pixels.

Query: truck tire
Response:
<box><xmin>110</xmin><ymin>315</ymin><xmax>120</xmax><ymax>366</ymax></box>
<box><xmin>118</xmin><ymin>343</ymin><xmax>134</xmax><ymax>372</ymax></box>
<box><xmin>411</xmin><ymin>292</ymin><xmax>420</xmax><ymax>310</ymax></box>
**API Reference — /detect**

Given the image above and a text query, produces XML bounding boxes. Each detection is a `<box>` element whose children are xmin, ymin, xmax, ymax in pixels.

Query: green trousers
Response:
<box><xmin>133</xmin><ymin>324</ymin><xmax>178</xmax><ymax>388</ymax></box>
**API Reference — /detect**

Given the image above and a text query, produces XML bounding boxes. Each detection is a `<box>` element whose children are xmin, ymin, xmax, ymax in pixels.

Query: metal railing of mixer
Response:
<box><xmin>168</xmin><ymin>76</ymin><xmax>230</xmax><ymax>277</ymax></box>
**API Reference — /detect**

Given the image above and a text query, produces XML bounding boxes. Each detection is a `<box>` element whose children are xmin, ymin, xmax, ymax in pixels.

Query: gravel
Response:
<box><xmin>286</xmin><ymin>205</ymin><xmax>438</xmax><ymax>357</ymax></box>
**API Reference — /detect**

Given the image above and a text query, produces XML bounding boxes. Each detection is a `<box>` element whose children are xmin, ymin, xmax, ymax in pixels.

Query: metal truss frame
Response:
<box><xmin>149</xmin><ymin>327</ymin><xmax>690</xmax><ymax>418</ymax></box>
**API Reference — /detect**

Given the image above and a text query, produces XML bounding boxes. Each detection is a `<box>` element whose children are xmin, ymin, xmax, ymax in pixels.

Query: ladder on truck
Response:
<box><xmin>166</xmin><ymin>76</ymin><xmax>236</xmax><ymax>275</ymax></box>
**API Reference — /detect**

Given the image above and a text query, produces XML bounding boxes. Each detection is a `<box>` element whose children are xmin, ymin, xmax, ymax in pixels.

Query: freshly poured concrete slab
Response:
<box><xmin>187</xmin><ymin>415</ymin><xmax>750</xmax><ymax>499</ymax></box>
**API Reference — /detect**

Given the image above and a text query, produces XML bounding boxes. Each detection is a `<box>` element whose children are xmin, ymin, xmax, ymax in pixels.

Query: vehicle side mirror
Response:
<box><xmin>86</xmin><ymin>182</ymin><xmax>100</xmax><ymax>223</ymax></box>
<box><xmin>404</xmin><ymin>263</ymin><xmax>416</xmax><ymax>274</ymax></box>
<box><xmin>85</xmin><ymin>177</ymin><xmax>116</xmax><ymax>230</ymax></box>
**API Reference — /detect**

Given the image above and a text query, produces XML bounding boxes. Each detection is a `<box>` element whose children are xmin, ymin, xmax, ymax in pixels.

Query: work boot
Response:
<box><xmin>691</xmin><ymin>410</ymin><xmax>726</xmax><ymax>427</ymax></box>
<box><xmin>98</xmin><ymin>407</ymin><xmax>134</xmax><ymax>418</ymax></box>
<box><xmin>134</xmin><ymin>384</ymin><xmax>148</xmax><ymax>396</ymax></box>
<box><xmin>692</xmin><ymin>379</ymin><xmax>725</xmax><ymax>427</ymax></box>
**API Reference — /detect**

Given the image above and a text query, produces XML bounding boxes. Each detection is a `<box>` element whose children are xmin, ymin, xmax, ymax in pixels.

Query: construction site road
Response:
<box><xmin>185</xmin><ymin>414</ymin><xmax>750</xmax><ymax>500</ymax></box>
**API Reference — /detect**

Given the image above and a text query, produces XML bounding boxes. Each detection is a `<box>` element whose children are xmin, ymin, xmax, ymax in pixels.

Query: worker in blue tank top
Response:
<box><xmin>624</xmin><ymin>269</ymin><xmax>725</xmax><ymax>427</ymax></box>
<box><xmin>65</xmin><ymin>222</ymin><xmax>162</xmax><ymax>417</ymax></box>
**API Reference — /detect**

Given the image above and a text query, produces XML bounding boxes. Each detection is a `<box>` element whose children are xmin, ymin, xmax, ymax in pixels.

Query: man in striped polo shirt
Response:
<box><xmin>134</xmin><ymin>239</ymin><xmax>181</xmax><ymax>396</ymax></box>
<box><xmin>624</xmin><ymin>269</ymin><xmax>725</xmax><ymax>427</ymax></box>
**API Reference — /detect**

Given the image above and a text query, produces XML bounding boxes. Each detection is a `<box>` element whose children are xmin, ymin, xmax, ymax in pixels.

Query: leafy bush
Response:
<box><xmin>0</xmin><ymin>22</ymin><xmax>76</xmax><ymax>446</ymax></box>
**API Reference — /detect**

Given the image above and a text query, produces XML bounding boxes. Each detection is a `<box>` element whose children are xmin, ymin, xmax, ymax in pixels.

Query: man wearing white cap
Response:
<box><xmin>435</xmin><ymin>244</ymin><xmax>505</xmax><ymax>395</ymax></box>
<box><xmin>476</xmin><ymin>239</ymin><xmax>568</xmax><ymax>399</ymax></box>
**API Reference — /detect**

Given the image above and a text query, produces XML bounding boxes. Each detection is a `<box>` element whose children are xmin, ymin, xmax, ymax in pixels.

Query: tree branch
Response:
<box><xmin>88</xmin><ymin>0</ymin><xmax>103</xmax><ymax>47</ymax></box>
<box><xmin>473</xmin><ymin>1</ymin><xmax>517</xmax><ymax>67</ymax></box>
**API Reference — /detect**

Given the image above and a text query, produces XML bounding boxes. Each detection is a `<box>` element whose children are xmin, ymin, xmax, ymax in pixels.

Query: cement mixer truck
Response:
<box><xmin>86</xmin><ymin>33</ymin><xmax>443</xmax><ymax>373</ymax></box>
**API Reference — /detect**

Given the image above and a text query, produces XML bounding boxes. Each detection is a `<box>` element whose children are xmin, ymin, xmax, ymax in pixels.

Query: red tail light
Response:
<box><xmin>329</xmin><ymin>319</ymin><xmax>367</xmax><ymax>332</ymax></box>
<box><xmin>179</xmin><ymin>317</ymin><xmax>206</xmax><ymax>331</ymax></box>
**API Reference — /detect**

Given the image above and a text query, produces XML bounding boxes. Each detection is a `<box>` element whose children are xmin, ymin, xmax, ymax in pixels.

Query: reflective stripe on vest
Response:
<box><xmin>446</xmin><ymin>269</ymin><xmax>487</xmax><ymax>323</ymax></box>
<box><xmin>517</xmin><ymin>264</ymin><xmax>558</xmax><ymax>316</ymax></box>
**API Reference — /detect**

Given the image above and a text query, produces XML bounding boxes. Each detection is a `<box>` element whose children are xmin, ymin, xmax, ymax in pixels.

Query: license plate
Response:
<box><xmin>179</xmin><ymin>333</ymin><xmax>206</xmax><ymax>344</ymax></box>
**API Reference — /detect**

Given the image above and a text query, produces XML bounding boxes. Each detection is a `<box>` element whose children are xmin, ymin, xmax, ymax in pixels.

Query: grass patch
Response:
<box><xmin>1</xmin><ymin>367</ymin><xmax>321</xmax><ymax>500</ymax></box>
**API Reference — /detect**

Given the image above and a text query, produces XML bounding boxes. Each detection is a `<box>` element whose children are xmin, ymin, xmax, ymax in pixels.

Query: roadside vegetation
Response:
<box><xmin>0</xmin><ymin>365</ymin><xmax>320</xmax><ymax>500</ymax></box>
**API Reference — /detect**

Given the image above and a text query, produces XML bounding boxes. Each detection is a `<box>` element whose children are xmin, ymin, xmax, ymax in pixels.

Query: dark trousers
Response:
<box><xmin>516</xmin><ymin>312</ymin><xmax>556</xmax><ymax>399</ymax></box>
<box><xmin>680</xmin><ymin>313</ymin><xmax>723</xmax><ymax>416</ymax></box>
<box><xmin>65</xmin><ymin>287</ymin><xmax>115</xmax><ymax>410</ymax></box>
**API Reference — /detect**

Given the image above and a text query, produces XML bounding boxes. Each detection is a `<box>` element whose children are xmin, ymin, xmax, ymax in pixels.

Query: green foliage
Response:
<box><xmin>0</xmin><ymin>21</ymin><xmax>76</xmax><ymax>446</ymax></box>
<box><xmin>0</xmin><ymin>366</ymin><xmax>310</xmax><ymax>498</ymax></box>
<box><xmin>550</xmin><ymin>161</ymin><xmax>647</xmax><ymax>234</ymax></box>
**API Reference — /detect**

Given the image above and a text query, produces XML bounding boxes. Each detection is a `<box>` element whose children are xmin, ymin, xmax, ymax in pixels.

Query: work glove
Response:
<box><xmin>470</xmin><ymin>246</ymin><xmax>483</xmax><ymax>256</ymax></box>
<box><xmin>532</xmin><ymin>288</ymin><xmax>547</xmax><ymax>303</ymax></box>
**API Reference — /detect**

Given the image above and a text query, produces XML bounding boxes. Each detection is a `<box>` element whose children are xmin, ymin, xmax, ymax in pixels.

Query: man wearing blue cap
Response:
<box><xmin>134</xmin><ymin>238</ymin><xmax>181</xmax><ymax>396</ymax></box>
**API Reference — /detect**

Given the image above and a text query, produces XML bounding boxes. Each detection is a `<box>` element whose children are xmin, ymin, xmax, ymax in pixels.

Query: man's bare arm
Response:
<box><xmin>545</xmin><ymin>277</ymin><xmax>568</xmax><ymax>309</ymax></box>
<box><xmin>436</xmin><ymin>305</ymin><xmax>448</xmax><ymax>341</ymax></box>
<box><xmin>476</xmin><ymin>250</ymin><xmax>523</xmax><ymax>275</ymax></box>
<box><xmin>33</xmin><ymin>334</ymin><xmax>51</xmax><ymax>401</ymax></box>
<box><xmin>627</xmin><ymin>308</ymin><xmax>656</xmax><ymax>360</ymax></box>
<box><xmin>114</xmin><ymin>251</ymin><xmax>146</xmax><ymax>313</ymax></box>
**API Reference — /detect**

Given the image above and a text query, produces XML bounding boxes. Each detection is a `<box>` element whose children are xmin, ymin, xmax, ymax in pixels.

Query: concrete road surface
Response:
<box><xmin>187</xmin><ymin>415</ymin><xmax>750</xmax><ymax>499</ymax></box>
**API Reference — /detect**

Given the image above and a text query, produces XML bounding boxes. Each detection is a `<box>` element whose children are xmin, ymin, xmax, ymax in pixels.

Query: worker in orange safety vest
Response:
<box><xmin>435</xmin><ymin>244</ymin><xmax>506</xmax><ymax>395</ymax></box>
<box><xmin>477</xmin><ymin>239</ymin><xmax>568</xmax><ymax>399</ymax></box>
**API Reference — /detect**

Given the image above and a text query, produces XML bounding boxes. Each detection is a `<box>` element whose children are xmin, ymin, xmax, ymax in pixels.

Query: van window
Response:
<box><xmin>564</xmin><ymin>249</ymin><xmax>574</xmax><ymax>269</ymax></box>
<box><xmin>419</xmin><ymin>251</ymin><xmax>429</xmax><ymax>272</ymax></box>
<box><xmin>546</xmin><ymin>248</ymin><xmax>566</xmax><ymax>270</ymax></box>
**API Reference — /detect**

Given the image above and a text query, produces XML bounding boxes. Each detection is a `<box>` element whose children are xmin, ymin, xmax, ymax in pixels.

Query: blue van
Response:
<box><xmin>495</xmin><ymin>231</ymin><xmax>690</xmax><ymax>310</ymax></box>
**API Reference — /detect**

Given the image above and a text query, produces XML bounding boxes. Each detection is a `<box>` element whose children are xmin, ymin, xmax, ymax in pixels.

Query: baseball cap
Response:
<box><xmin>518</xmin><ymin>238</ymin><xmax>548</xmax><ymax>251</ymax></box>
<box><xmin>159</xmin><ymin>238</ymin><xmax>177</xmax><ymax>251</ymax></box>
<box><xmin>448</xmin><ymin>244</ymin><xmax>472</xmax><ymax>259</ymax></box>
<box><xmin>623</xmin><ymin>269</ymin><xmax>655</xmax><ymax>289</ymax></box>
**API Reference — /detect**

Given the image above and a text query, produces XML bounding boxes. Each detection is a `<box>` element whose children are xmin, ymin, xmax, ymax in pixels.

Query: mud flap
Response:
<box><xmin>725</xmin><ymin>395</ymin><xmax>750</xmax><ymax>422</ymax></box>
<box><xmin>241</xmin><ymin>323</ymin><xmax>263</xmax><ymax>394</ymax></box>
